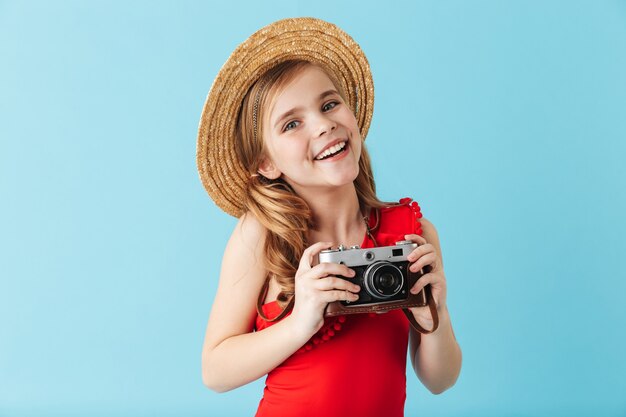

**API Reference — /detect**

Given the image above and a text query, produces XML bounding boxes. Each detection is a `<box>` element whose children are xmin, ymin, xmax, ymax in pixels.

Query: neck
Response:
<box><xmin>293</xmin><ymin>183</ymin><xmax>365</xmax><ymax>245</ymax></box>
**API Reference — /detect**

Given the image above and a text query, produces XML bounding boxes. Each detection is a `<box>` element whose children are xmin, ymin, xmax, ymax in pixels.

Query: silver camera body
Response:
<box><xmin>319</xmin><ymin>240</ymin><xmax>418</xmax><ymax>307</ymax></box>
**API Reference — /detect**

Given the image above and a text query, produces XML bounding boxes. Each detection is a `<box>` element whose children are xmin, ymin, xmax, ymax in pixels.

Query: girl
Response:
<box><xmin>197</xmin><ymin>17</ymin><xmax>462</xmax><ymax>417</ymax></box>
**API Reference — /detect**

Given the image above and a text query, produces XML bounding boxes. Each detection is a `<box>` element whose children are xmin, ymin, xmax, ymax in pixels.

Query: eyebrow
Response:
<box><xmin>272</xmin><ymin>89</ymin><xmax>340</xmax><ymax>130</ymax></box>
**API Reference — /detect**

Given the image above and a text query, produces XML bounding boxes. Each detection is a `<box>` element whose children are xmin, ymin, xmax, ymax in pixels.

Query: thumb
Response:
<box><xmin>299</xmin><ymin>241</ymin><xmax>334</xmax><ymax>271</ymax></box>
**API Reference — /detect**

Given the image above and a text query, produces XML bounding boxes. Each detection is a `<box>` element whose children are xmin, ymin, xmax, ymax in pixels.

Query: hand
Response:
<box><xmin>404</xmin><ymin>233</ymin><xmax>448</xmax><ymax>328</ymax></box>
<box><xmin>290</xmin><ymin>242</ymin><xmax>361</xmax><ymax>338</ymax></box>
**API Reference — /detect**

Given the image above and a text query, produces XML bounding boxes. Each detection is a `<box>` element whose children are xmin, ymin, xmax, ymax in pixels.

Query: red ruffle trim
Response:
<box><xmin>399</xmin><ymin>197</ymin><xmax>423</xmax><ymax>236</ymax></box>
<box><xmin>296</xmin><ymin>315</ymin><xmax>347</xmax><ymax>354</ymax></box>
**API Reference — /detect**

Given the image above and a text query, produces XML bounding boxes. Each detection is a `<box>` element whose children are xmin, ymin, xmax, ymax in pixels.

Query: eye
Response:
<box><xmin>283</xmin><ymin>120</ymin><xmax>299</xmax><ymax>132</ymax></box>
<box><xmin>322</xmin><ymin>101</ymin><xmax>339</xmax><ymax>112</ymax></box>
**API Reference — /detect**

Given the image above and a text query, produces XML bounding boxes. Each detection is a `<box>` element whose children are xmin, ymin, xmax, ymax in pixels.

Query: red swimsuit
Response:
<box><xmin>254</xmin><ymin>198</ymin><xmax>423</xmax><ymax>417</ymax></box>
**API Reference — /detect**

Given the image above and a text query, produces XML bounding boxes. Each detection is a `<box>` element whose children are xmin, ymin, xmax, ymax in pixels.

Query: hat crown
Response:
<box><xmin>197</xmin><ymin>17</ymin><xmax>374</xmax><ymax>217</ymax></box>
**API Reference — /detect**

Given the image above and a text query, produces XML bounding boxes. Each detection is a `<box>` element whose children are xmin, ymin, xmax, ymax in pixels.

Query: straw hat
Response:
<box><xmin>196</xmin><ymin>17</ymin><xmax>374</xmax><ymax>217</ymax></box>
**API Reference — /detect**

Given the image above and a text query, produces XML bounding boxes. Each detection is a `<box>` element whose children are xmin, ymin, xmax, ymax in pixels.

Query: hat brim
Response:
<box><xmin>197</xmin><ymin>17</ymin><xmax>374</xmax><ymax>217</ymax></box>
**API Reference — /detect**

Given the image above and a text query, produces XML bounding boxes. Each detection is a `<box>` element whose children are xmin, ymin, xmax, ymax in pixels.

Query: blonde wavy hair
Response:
<box><xmin>235</xmin><ymin>59</ymin><xmax>390</xmax><ymax>318</ymax></box>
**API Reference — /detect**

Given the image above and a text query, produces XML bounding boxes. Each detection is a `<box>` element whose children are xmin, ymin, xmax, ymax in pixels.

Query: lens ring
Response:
<box><xmin>363</xmin><ymin>261</ymin><xmax>404</xmax><ymax>299</ymax></box>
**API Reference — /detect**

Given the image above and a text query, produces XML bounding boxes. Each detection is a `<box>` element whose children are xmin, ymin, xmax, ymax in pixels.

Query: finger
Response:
<box><xmin>410</xmin><ymin>273</ymin><xmax>438</xmax><ymax>294</ymax></box>
<box><xmin>299</xmin><ymin>241</ymin><xmax>334</xmax><ymax>271</ymax></box>
<box><xmin>406</xmin><ymin>243</ymin><xmax>435</xmax><ymax>262</ymax></box>
<box><xmin>310</xmin><ymin>262</ymin><xmax>356</xmax><ymax>280</ymax></box>
<box><xmin>321</xmin><ymin>289</ymin><xmax>360</xmax><ymax>303</ymax></box>
<box><xmin>404</xmin><ymin>234</ymin><xmax>427</xmax><ymax>244</ymax></box>
<box><xmin>315</xmin><ymin>276</ymin><xmax>361</xmax><ymax>293</ymax></box>
<box><xmin>409</xmin><ymin>252</ymin><xmax>438</xmax><ymax>273</ymax></box>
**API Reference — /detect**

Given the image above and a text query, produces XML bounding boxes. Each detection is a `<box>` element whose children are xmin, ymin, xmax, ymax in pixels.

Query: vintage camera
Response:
<box><xmin>320</xmin><ymin>240</ymin><xmax>429</xmax><ymax>315</ymax></box>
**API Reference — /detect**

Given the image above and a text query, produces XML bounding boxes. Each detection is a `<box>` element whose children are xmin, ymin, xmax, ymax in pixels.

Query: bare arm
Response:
<box><xmin>200</xmin><ymin>213</ymin><xmax>359</xmax><ymax>392</ymax></box>
<box><xmin>203</xmin><ymin>314</ymin><xmax>311</xmax><ymax>392</ymax></box>
<box><xmin>407</xmin><ymin>218</ymin><xmax>462</xmax><ymax>394</ymax></box>
<box><xmin>201</xmin><ymin>213</ymin><xmax>308</xmax><ymax>392</ymax></box>
<box><xmin>409</xmin><ymin>305</ymin><xmax>462</xmax><ymax>394</ymax></box>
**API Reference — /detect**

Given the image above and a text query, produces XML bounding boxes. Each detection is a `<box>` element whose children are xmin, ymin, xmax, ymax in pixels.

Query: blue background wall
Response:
<box><xmin>1</xmin><ymin>1</ymin><xmax>625</xmax><ymax>416</ymax></box>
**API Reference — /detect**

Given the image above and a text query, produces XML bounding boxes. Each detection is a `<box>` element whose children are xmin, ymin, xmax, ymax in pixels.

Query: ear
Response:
<box><xmin>257</xmin><ymin>156</ymin><xmax>281</xmax><ymax>180</ymax></box>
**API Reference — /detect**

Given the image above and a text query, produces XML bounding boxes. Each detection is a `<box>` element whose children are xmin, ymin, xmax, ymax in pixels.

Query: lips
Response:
<box><xmin>314</xmin><ymin>139</ymin><xmax>348</xmax><ymax>160</ymax></box>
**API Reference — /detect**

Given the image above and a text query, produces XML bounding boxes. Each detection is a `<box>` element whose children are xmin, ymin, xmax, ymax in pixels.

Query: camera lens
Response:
<box><xmin>377</xmin><ymin>272</ymin><xmax>395</xmax><ymax>289</ymax></box>
<box><xmin>363</xmin><ymin>261</ymin><xmax>404</xmax><ymax>299</ymax></box>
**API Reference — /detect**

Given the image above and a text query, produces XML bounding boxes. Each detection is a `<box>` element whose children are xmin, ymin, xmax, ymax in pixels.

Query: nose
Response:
<box><xmin>314</xmin><ymin>113</ymin><xmax>337</xmax><ymax>137</ymax></box>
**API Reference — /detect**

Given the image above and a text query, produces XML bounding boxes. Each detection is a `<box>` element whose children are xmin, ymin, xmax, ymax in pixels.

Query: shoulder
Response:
<box><xmin>420</xmin><ymin>217</ymin><xmax>437</xmax><ymax>239</ymax></box>
<box><xmin>226</xmin><ymin>212</ymin><xmax>267</xmax><ymax>260</ymax></box>
<box><xmin>390</xmin><ymin>197</ymin><xmax>444</xmax><ymax>263</ymax></box>
<box><xmin>419</xmin><ymin>216</ymin><xmax>444</xmax><ymax>268</ymax></box>
<box><xmin>219</xmin><ymin>211</ymin><xmax>269</xmax><ymax>305</ymax></box>
<box><xmin>236</xmin><ymin>210</ymin><xmax>266</xmax><ymax>241</ymax></box>
<box><xmin>202</xmin><ymin>213</ymin><xmax>268</xmax><ymax>352</ymax></box>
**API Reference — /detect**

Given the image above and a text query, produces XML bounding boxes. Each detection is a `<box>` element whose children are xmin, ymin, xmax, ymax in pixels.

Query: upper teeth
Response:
<box><xmin>316</xmin><ymin>142</ymin><xmax>346</xmax><ymax>160</ymax></box>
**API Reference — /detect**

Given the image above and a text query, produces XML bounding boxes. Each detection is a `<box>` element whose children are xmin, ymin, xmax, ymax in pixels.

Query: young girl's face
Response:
<box><xmin>260</xmin><ymin>65</ymin><xmax>362</xmax><ymax>194</ymax></box>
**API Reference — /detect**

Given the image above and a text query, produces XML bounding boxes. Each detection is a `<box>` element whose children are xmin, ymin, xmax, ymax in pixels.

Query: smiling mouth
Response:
<box><xmin>315</xmin><ymin>141</ymin><xmax>348</xmax><ymax>160</ymax></box>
